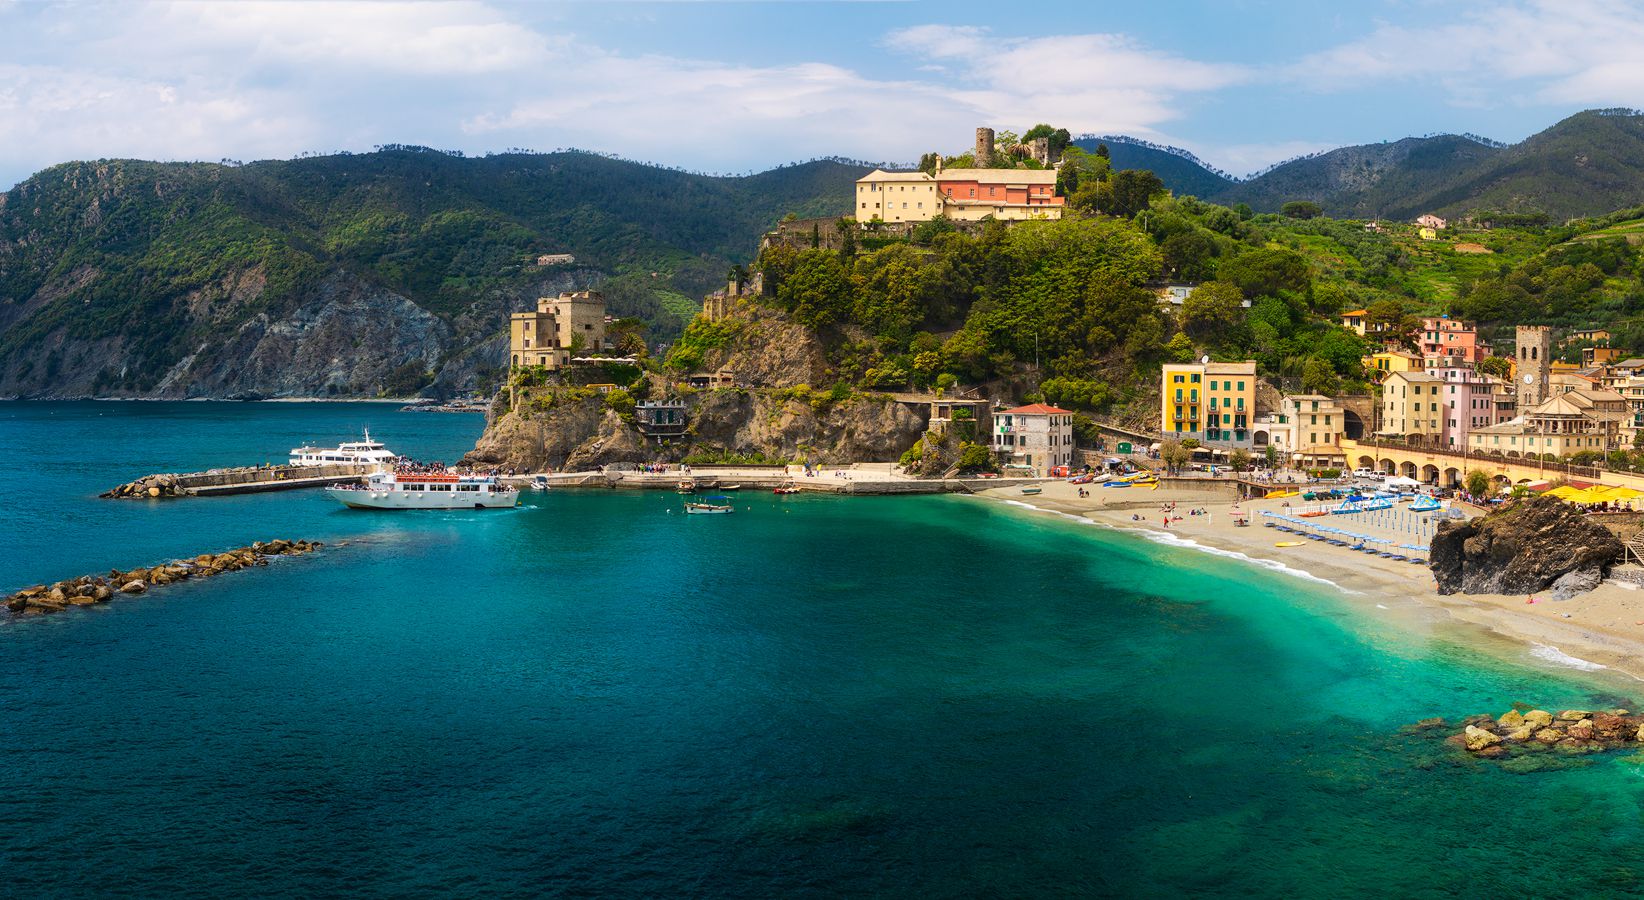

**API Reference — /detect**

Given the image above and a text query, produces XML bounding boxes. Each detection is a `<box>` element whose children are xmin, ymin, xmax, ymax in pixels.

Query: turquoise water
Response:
<box><xmin>5</xmin><ymin>402</ymin><xmax>1644</xmax><ymax>897</ymax></box>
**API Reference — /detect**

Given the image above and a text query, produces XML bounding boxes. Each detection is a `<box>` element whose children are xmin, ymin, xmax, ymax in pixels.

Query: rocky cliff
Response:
<box><xmin>1430</xmin><ymin>496</ymin><xmax>1624</xmax><ymax>597</ymax></box>
<box><xmin>464</xmin><ymin>384</ymin><xmax>927</xmax><ymax>471</ymax></box>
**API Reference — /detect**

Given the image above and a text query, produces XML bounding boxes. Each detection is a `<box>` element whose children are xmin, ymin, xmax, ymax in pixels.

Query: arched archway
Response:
<box><xmin>1380</xmin><ymin>458</ymin><xmax>1396</xmax><ymax>475</ymax></box>
<box><xmin>1491</xmin><ymin>474</ymin><xmax>1511</xmax><ymax>489</ymax></box>
<box><xmin>1400</xmin><ymin>461</ymin><xmax>1418</xmax><ymax>478</ymax></box>
<box><xmin>1357</xmin><ymin>455</ymin><xmax>1376</xmax><ymax>470</ymax></box>
<box><xmin>1342</xmin><ymin>409</ymin><xmax>1365</xmax><ymax>440</ymax></box>
<box><xmin>1421</xmin><ymin>464</ymin><xmax>1440</xmax><ymax>484</ymax></box>
<box><xmin>1443</xmin><ymin>467</ymin><xmax>1461</xmax><ymax>487</ymax></box>
<box><xmin>1254</xmin><ymin>430</ymin><xmax>1269</xmax><ymax>446</ymax></box>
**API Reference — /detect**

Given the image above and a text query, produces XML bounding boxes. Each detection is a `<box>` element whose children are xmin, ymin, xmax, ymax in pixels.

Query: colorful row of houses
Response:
<box><xmin>1158</xmin><ymin>321</ymin><xmax>1644</xmax><ymax>471</ymax></box>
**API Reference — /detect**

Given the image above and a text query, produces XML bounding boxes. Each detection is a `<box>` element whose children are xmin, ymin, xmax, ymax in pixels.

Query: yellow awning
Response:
<box><xmin>1544</xmin><ymin>486</ymin><xmax>1586</xmax><ymax>500</ymax></box>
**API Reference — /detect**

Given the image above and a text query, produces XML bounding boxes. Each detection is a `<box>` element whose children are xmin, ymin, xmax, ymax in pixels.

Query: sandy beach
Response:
<box><xmin>980</xmin><ymin>479</ymin><xmax>1644</xmax><ymax>683</ymax></box>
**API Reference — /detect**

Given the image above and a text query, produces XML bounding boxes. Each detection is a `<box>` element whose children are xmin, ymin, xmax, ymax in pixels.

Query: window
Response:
<box><xmin>1172</xmin><ymin>374</ymin><xmax>1183</xmax><ymax>383</ymax></box>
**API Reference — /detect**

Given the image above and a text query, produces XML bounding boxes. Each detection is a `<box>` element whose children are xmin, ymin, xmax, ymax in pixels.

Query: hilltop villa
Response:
<box><xmin>509</xmin><ymin>291</ymin><xmax>608</xmax><ymax>370</ymax></box>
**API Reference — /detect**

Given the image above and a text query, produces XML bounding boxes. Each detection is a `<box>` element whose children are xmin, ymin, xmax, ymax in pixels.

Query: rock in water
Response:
<box><xmin>1429</xmin><ymin>496</ymin><xmax>1624</xmax><ymax>596</ymax></box>
<box><xmin>1498</xmin><ymin>709</ymin><xmax>1525</xmax><ymax>730</ymax></box>
<box><xmin>1464</xmin><ymin>725</ymin><xmax>1502</xmax><ymax>751</ymax></box>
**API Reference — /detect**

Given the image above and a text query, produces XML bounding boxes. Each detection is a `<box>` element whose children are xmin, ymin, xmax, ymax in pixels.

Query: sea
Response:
<box><xmin>5</xmin><ymin>400</ymin><xmax>1644</xmax><ymax>897</ymax></box>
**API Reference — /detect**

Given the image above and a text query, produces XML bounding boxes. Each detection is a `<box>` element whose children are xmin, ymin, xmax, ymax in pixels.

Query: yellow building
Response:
<box><xmin>1364</xmin><ymin>349</ymin><xmax>1423</xmax><ymax>381</ymax></box>
<box><xmin>854</xmin><ymin>166</ymin><xmax>1064</xmax><ymax>223</ymax></box>
<box><xmin>1340</xmin><ymin>309</ymin><xmax>1369</xmax><ymax>336</ymax></box>
<box><xmin>1161</xmin><ymin>361</ymin><xmax>1257</xmax><ymax>447</ymax></box>
<box><xmin>1419</xmin><ymin>226</ymin><xmax>1438</xmax><ymax>241</ymax></box>
<box><xmin>1378</xmin><ymin>371</ymin><xmax>1445</xmax><ymax>445</ymax></box>
<box><xmin>854</xmin><ymin>170</ymin><xmax>943</xmax><ymax>223</ymax></box>
<box><xmin>509</xmin><ymin>290</ymin><xmax>608</xmax><ymax>370</ymax></box>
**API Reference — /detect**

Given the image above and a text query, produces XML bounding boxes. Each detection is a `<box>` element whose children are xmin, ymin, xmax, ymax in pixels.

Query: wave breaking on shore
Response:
<box><xmin>997</xmin><ymin>497</ymin><xmax>1351</xmax><ymax>593</ymax></box>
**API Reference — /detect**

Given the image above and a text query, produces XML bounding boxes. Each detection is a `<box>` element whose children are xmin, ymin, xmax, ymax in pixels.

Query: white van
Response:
<box><xmin>1352</xmin><ymin>467</ymin><xmax>1382</xmax><ymax>480</ymax></box>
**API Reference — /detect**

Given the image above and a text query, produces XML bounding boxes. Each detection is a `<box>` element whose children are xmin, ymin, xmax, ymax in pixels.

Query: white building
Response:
<box><xmin>993</xmin><ymin>403</ymin><xmax>1076</xmax><ymax>474</ymax></box>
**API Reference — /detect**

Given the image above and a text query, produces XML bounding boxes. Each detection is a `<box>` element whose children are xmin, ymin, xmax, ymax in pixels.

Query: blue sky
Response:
<box><xmin>1</xmin><ymin>0</ymin><xmax>1641</xmax><ymax>189</ymax></box>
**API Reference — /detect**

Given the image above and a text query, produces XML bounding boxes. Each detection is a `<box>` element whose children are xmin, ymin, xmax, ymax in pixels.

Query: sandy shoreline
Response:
<box><xmin>978</xmin><ymin>480</ymin><xmax>1644</xmax><ymax>685</ymax></box>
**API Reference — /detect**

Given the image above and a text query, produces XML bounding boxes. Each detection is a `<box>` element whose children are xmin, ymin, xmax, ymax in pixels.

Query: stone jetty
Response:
<box><xmin>1437</xmin><ymin>707</ymin><xmax>1644</xmax><ymax>761</ymax></box>
<box><xmin>4</xmin><ymin>539</ymin><xmax>322</xmax><ymax>617</ymax></box>
<box><xmin>102</xmin><ymin>463</ymin><xmax>368</xmax><ymax>499</ymax></box>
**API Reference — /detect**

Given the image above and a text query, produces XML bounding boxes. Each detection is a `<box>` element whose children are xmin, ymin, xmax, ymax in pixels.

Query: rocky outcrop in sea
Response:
<box><xmin>4</xmin><ymin>539</ymin><xmax>321</xmax><ymax>616</ymax></box>
<box><xmin>1429</xmin><ymin>496</ymin><xmax>1623</xmax><ymax>597</ymax></box>
<box><xmin>1431</xmin><ymin>707</ymin><xmax>1644</xmax><ymax>769</ymax></box>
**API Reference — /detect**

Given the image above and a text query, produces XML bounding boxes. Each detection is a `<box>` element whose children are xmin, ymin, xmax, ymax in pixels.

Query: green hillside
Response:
<box><xmin>0</xmin><ymin>149</ymin><xmax>865</xmax><ymax>395</ymax></box>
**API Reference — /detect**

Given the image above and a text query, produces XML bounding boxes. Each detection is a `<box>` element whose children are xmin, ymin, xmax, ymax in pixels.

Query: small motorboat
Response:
<box><xmin>1021</xmin><ymin>486</ymin><xmax>1042</xmax><ymax>495</ymax></box>
<box><xmin>531</xmin><ymin>474</ymin><xmax>550</xmax><ymax>491</ymax></box>
<box><xmin>773</xmin><ymin>482</ymin><xmax>800</xmax><ymax>495</ymax></box>
<box><xmin>677</xmin><ymin>479</ymin><xmax>697</xmax><ymax>494</ymax></box>
<box><xmin>685</xmin><ymin>496</ymin><xmax>735</xmax><ymax>514</ymax></box>
<box><xmin>719</xmin><ymin>484</ymin><xmax>742</xmax><ymax>492</ymax></box>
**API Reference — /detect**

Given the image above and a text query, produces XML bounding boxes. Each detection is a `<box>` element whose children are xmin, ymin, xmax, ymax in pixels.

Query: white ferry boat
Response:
<box><xmin>327</xmin><ymin>471</ymin><xmax>518</xmax><ymax>510</ymax></box>
<box><xmin>289</xmin><ymin>430</ymin><xmax>398</xmax><ymax>468</ymax></box>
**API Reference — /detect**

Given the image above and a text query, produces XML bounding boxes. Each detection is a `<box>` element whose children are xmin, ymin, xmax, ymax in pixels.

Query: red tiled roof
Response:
<box><xmin>1000</xmin><ymin>403</ymin><xmax>1074</xmax><ymax>416</ymax></box>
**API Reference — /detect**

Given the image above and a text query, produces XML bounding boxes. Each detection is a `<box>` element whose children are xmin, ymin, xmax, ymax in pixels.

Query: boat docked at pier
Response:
<box><xmin>290</xmin><ymin>430</ymin><xmax>397</xmax><ymax>468</ymax></box>
<box><xmin>327</xmin><ymin>470</ymin><xmax>518</xmax><ymax>510</ymax></box>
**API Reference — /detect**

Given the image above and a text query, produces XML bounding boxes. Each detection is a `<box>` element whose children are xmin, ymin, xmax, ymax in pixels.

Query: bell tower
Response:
<box><xmin>1515</xmin><ymin>325</ymin><xmax>1551</xmax><ymax>414</ymax></box>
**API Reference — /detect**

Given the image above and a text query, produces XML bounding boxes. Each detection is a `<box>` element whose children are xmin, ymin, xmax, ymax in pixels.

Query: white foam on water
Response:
<box><xmin>996</xmin><ymin>496</ymin><xmax>1351</xmax><ymax>592</ymax></box>
<box><xmin>1377</xmin><ymin>604</ymin><xmax>1390</xmax><ymax>610</ymax></box>
<box><xmin>1530</xmin><ymin>643</ymin><xmax>1607</xmax><ymax>671</ymax></box>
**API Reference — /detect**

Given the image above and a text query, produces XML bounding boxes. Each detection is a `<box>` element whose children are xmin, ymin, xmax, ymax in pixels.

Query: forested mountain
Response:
<box><xmin>1070</xmin><ymin>137</ymin><xmax>1235</xmax><ymax>199</ymax></box>
<box><xmin>1215</xmin><ymin>134</ymin><xmax>1502</xmax><ymax>218</ymax></box>
<box><xmin>1079</xmin><ymin>111</ymin><xmax>1644</xmax><ymax>223</ymax></box>
<box><xmin>0</xmin><ymin>150</ymin><xmax>865</xmax><ymax>398</ymax></box>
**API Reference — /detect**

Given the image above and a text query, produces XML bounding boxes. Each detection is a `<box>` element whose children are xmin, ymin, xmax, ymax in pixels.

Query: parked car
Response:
<box><xmin>1352</xmin><ymin>467</ymin><xmax>1382</xmax><ymax>480</ymax></box>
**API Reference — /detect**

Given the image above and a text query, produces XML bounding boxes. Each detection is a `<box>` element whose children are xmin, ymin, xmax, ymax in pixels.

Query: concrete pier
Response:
<box><xmin>103</xmin><ymin>463</ymin><xmax>371</xmax><ymax>499</ymax></box>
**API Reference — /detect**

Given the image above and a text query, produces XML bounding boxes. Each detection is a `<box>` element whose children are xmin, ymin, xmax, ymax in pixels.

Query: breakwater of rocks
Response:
<box><xmin>1437</xmin><ymin>707</ymin><xmax>1644</xmax><ymax>761</ymax></box>
<box><xmin>4</xmin><ymin>539</ymin><xmax>322</xmax><ymax>616</ymax></box>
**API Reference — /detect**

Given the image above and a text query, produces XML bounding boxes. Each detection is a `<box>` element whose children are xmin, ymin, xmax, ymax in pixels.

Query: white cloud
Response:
<box><xmin>156</xmin><ymin>0</ymin><xmax>556</xmax><ymax>75</ymax></box>
<box><xmin>1292</xmin><ymin>0</ymin><xmax>1644</xmax><ymax>107</ymax></box>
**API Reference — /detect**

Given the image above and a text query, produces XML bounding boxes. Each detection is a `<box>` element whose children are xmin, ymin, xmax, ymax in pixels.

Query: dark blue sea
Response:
<box><xmin>5</xmin><ymin>401</ymin><xmax>1644</xmax><ymax>897</ymax></box>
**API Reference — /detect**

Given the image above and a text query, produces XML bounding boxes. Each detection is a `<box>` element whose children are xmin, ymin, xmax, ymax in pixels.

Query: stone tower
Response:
<box><xmin>974</xmin><ymin>127</ymin><xmax>995</xmax><ymax>167</ymax></box>
<box><xmin>1515</xmin><ymin>325</ymin><xmax>1552</xmax><ymax>414</ymax></box>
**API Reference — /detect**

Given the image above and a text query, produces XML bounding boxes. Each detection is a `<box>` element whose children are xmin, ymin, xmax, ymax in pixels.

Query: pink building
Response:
<box><xmin>1428</xmin><ymin>364</ymin><xmax>1512</xmax><ymax>450</ymax></box>
<box><xmin>1414</xmin><ymin>317</ymin><xmax>1490</xmax><ymax>365</ymax></box>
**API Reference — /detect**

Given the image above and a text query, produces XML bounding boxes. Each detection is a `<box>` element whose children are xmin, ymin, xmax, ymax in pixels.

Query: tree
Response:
<box><xmin>1180</xmin><ymin>281</ymin><xmax>1245</xmax><ymax>338</ymax></box>
<box><xmin>777</xmin><ymin>249</ymin><xmax>855</xmax><ymax>327</ymax></box>
<box><xmin>918</xmin><ymin>152</ymin><xmax>939</xmax><ymax>175</ymax></box>
<box><xmin>1264</xmin><ymin>444</ymin><xmax>1278</xmax><ymax>469</ymax></box>
<box><xmin>1159</xmin><ymin>439</ymin><xmax>1190</xmax><ymax>474</ymax></box>
<box><xmin>1301</xmin><ymin>356</ymin><xmax>1339</xmax><ymax>395</ymax></box>
<box><xmin>1095</xmin><ymin>143</ymin><xmax>1110</xmax><ymax>160</ymax></box>
<box><xmin>1478</xmin><ymin>356</ymin><xmax>1512</xmax><ymax>379</ymax></box>
<box><xmin>1219</xmin><ymin>248</ymin><xmax>1311</xmax><ymax>299</ymax></box>
<box><xmin>1161</xmin><ymin>229</ymin><xmax>1219</xmax><ymax>281</ymax></box>
<box><xmin>1231</xmin><ymin>448</ymin><xmax>1251</xmax><ymax>472</ymax></box>
<box><xmin>1103</xmin><ymin>169</ymin><xmax>1166</xmax><ymax>217</ymax></box>
<box><xmin>957</xmin><ymin>441</ymin><xmax>996</xmax><ymax>472</ymax></box>
<box><xmin>1464</xmin><ymin>469</ymin><xmax>1490</xmax><ymax>498</ymax></box>
<box><xmin>1165</xmin><ymin>332</ymin><xmax>1196</xmax><ymax>363</ymax></box>
<box><xmin>1280</xmin><ymin>200</ymin><xmax>1323</xmax><ymax>220</ymax></box>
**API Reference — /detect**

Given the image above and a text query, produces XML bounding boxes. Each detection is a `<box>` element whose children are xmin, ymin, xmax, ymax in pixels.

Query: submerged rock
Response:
<box><xmin>1429</xmin><ymin>496</ymin><xmax>1623</xmax><ymax>596</ymax></box>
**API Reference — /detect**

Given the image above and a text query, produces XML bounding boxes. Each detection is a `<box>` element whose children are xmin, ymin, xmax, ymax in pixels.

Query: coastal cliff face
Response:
<box><xmin>0</xmin><ymin>258</ymin><xmax>599</xmax><ymax>399</ymax></box>
<box><xmin>1430</xmin><ymin>496</ymin><xmax>1624</xmax><ymax>596</ymax></box>
<box><xmin>464</xmin><ymin>386</ymin><xmax>927</xmax><ymax>471</ymax></box>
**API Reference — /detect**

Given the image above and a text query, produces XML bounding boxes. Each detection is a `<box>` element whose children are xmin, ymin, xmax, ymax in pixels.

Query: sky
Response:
<box><xmin>3</xmin><ymin>0</ymin><xmax>1644</xmax><ymax>189</ymax></box>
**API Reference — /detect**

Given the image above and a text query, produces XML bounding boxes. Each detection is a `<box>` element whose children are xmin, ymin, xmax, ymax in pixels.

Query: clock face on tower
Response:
<box><xmin>1524</xmin><ymin>374</ymin><xmax>1535</xmax><ymax>384</ymax></box>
